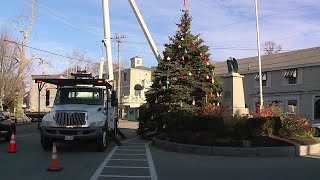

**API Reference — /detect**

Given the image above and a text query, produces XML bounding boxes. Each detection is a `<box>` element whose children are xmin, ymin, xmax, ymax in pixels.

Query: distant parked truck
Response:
<box><xmin>27</xmin><ymin>75</ymin><xmax>61</xmax><ymax>127</ymax></box>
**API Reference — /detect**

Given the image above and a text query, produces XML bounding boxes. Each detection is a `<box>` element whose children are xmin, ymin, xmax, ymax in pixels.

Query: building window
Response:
<box><xmin>288</xmin><ymin>77</ymin><xmax>297</xmax><ymax>84</ymax></box>
<box><xmin>136</xmin><ymin>59</ymin><xmax>140</xmax><ymax>65</ymax></box>
<box><xmin>123</xmin><ymin>72</ymin><xmax>127</xmax><ymax>81</ymax></box>
<box><xmin>268</xmin><ymin>100</ymin><xmax>283</xmax><ymax>110</ymax></box>
<box><xmin>136</xmin><ymin>72</ymin><xmax>142</xmax><ymax>80</ymax></box>
<box><xmin>284</xmin><ymin>68</ymin><xmax>298</xmax><ymax>84</ymax></box>
<box><xmin>135</xmin><ymin>90</ymin><xmax>141</xmax><ymax>97</ymax></box>
<box><xmin>288</xmin><ymin>100</ymin><xmax>298</xmax><ymax>114</ymax></box>
<box><xmin>254</xmin><ymin>72</ymin><xmax>267</xmax><ymax>86</ymax></box>
<box><xmin>315</xmin><ymin>99</ymin><xmax>320</xmax><ymax>120</ymax></box>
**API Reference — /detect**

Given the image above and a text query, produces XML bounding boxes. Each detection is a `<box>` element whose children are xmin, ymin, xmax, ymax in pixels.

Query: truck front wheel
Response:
<box><xmin>41</xmin><ymin>135</ymin><xmax>53</xmax><ymax>152</ymax></box>
<box><xmin>96</xmin><ymin>128</ymin><xmax>108</xmax><ymax>152</ymax></box>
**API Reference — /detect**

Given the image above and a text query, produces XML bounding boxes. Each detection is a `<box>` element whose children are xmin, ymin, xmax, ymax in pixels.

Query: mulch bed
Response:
<box><xmin>163</xmin><ymin>132</ymin><xmax>317</xmax><ymax>147</ymax></box>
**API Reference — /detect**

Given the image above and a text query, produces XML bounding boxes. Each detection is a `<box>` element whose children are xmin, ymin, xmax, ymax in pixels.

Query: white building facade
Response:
<box><xmin>114</xmin><ymin>56</ymin><xmax>153</xmax><ymax>121</ymax></box>
<box><xmin>214</xmin><ymin>47</ymin><xmax>320</xmax><ymax>124</ymax></box>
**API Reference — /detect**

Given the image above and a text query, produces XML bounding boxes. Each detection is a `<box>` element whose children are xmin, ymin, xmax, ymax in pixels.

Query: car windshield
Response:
<box><xmin>54</xmin><ymin>88</ymin><xmax>103</xmax><ymax>105</ymax></box>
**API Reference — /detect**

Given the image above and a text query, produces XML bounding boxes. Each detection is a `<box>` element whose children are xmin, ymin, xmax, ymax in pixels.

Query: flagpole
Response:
<box><xmin>254</xmin><ymin>0</ymin><xmax>263</xmax><ymax>110</ymax></box>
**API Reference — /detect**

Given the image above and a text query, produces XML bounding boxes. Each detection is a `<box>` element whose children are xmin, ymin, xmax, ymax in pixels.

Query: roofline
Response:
<box><xmin>214</xmin><ymin>46</ymin><xmax>320</xmax><ymax>75</ymax></box>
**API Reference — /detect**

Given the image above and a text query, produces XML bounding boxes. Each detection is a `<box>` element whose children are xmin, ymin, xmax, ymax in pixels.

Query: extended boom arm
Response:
<box><xmin>128</xmin><ymin>0</ymin><xmax>161</xmax><ymax>62</ymax></box>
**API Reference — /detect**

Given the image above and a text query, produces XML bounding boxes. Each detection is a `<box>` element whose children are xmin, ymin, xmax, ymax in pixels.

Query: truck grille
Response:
<box><xmin>54</xmin><ymin>112</ymin><xmax>86</xmax><ymax>126</ymax></box>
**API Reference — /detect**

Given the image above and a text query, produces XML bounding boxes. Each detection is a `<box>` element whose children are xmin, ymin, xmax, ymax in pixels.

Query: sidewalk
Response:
<box><xmin>118</xmin><ymin>119</ymin><xmax>139</xmax><ymax>129</ymax></box>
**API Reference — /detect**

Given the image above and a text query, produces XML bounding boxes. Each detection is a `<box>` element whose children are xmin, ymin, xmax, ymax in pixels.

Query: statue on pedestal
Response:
<box><xmin>222</xmin><ymin>56</ymin><xmax>249</xmax><ymax>116</ymax></box>
<box><xmin>227</xmin><ymin>57</ymin><xmax>238</xmax><ymax>73</ymax></box>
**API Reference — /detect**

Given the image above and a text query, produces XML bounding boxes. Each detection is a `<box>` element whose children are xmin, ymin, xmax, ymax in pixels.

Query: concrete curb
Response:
<box><xmin>152</xmin><ymin>134</ymin><xmax>320</xmax><ymax>157</ymax></box>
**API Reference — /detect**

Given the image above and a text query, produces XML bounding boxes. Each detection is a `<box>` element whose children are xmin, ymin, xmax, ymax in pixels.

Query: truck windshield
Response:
<box><xmin>54</xmin><ymin>88</ymin><xmax>103</xmax><ymax>105</ymax></box>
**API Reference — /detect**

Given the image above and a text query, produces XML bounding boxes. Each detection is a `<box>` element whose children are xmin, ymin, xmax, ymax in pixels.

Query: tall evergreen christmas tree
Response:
<box><xmin>138</xmin><ymin>9</ymin><xmax>222</xmax><ymax>134</ymax></box>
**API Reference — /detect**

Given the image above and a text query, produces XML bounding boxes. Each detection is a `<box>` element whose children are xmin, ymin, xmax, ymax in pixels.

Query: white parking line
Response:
<box><xmin>146</xmin><ymin>143</ymin><xmax>158</xmax><ymax>180</ymax></box>
<box><xmin>99</xmin><ymin>175</ymin><xmax>151</xmax><ymax>178</ymax></box>
<box><xmin>116</xmin><ymin>149</ymin><xmax>146</xmax><ymax>152</ymax></box>
<box><xmin>105</xmin><ymin>166</ymin><xmax>149</xmax><ymax>169</ymax></box>
<box><xmin>110</xmin><ymin>159</ymin><xmax>148</xmax><ymax>161</ymax></box>
<box><xmin>113</xmin><ymin>153</ymin><xmax>147</xmax><ymax>155</ymax></box>
<box><xmin>91</xmin><ymin>138</ymin><xmax>158</xmax><ymax>180</ymax></box>
<box><xmin>90</xmin><ymin>146</ymin><xmax>118</xmax><ymax>180</ymax></box>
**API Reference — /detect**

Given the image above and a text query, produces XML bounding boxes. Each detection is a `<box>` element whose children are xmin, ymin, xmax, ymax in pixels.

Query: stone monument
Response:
<box><xmin>222</xmin><ymin>57</ymin><xmax>249</xmax><ymax>116</ymax></box>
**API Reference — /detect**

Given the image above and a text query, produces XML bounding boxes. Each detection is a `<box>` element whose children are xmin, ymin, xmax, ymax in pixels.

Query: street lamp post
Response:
<box><xmin>254</xmin><ymin>0</ymin><xmax>264</xmax><ymax>109</ymax></box>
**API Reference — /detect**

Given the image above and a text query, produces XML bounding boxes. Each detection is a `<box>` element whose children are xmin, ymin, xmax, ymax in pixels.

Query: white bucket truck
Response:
<box><xmin>36</xmin><ymin>71</ymin><xmax>122</xmax><ymax>152</ymax></box>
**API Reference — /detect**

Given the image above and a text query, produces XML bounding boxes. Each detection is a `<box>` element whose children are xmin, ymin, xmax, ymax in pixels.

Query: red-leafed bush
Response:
<box><xmin>280</xmin><ymin>114</ymin><xmax>313</xmax><ymax>137</ymax></box>
<box><xmin>200</xmin><ymin>103</ymin><xmax>222</xmax><ymax>116</ymax></box>
<box><xmin>253</xmin><ymin>104</ymin><xmax>283</xmax><ymax>118</ymax></box>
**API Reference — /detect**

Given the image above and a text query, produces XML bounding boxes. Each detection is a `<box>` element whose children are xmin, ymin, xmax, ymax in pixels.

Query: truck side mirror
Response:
<box><xmin>46</xmin><ymin>90</ymin><xmax>50</xmax><ymax>106</ymax></box>
<box><xmin>111</xmin><ymin>90</ymin><xmax>117</xmax><ymax>107</ymax></box>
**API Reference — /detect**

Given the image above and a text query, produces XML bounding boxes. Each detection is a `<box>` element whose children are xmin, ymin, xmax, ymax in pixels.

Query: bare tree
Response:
<box><xmin>262</xmin><ymin>41</ymin><xmax>282</xmax><ymax>55</ymax></box>
<box><xmin>0</xmin><ymin>31</ymin><xmax>20</xmax><ymax>110</ymax></box>
<box><xmin>7</xmin><ymin>0</ymin><xmax>38</xmax><ymax>118</ymax></box>
<box><xmin>64</xmin><ymin>50</ymin><xmax>100</xmax><ymax>77</ymax></box>
<box><xmin>17</xmin><ymin>0</ymin><xmax>38</xmax><ymax>84</ymax></box>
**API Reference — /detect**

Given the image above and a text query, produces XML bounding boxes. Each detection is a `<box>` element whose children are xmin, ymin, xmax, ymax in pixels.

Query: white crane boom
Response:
<box><xmin>127</xmin><ymin>0</ymin><xmax>161</xmax><ymax>62</ymax></box>
<box><xmin>102</xmin><ymin>0</ymin><xmax>114</xmax><ymax>82</ymax></box>
<box><xmin>101</xmin><ymin>0</ymin><xmax>162</xmax><ymax>85</ymax></box>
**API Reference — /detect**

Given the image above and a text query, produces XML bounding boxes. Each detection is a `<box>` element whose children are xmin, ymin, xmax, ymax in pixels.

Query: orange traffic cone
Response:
<box><xmin>47</xmin><ymin>142</ymin><xmax>63</xmax><ymax>171</ymax></box>
<box><xmin>8</xmin><ymin>131</ymin><xmax>17</xmax><ymax>153</ymax></box>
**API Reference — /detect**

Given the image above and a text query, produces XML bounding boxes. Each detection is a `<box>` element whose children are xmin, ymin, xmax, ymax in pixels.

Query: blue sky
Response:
<box><xmin>0</xmin><ymin>0</ymin><xmax>319</xmax><ymax>74</ymax></box>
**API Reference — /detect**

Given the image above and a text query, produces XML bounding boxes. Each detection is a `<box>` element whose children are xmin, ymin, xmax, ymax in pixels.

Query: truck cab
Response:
<box><xmin>37</xmin><ymin>72</ymin><xmax>118</xmax><ymax>152</ymax></box>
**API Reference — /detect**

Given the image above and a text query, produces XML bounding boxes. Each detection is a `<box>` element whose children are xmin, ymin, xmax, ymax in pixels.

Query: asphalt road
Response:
<box><xmin>1</xmin><ymin>122</ymin><xmax>320</xmax><ymax>180</ymax></box>
<box><xmin>0</xmin><ymin>123</ymin><xmax>137</xmax><ymax>180</ymax></box>
<box><xmin>151</xmin><ymin>147</ymin><xmax>320</xmax><ymax>180</ymax></box>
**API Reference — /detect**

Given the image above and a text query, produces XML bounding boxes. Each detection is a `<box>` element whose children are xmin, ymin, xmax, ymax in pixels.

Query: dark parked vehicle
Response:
<box><xmin>1</xmin><ymin>110</ymin><xmax>17</xmax><ymax>123</ymax></box>
<box><xmin>0</xmin><ymin>112</ymin><xmax>16</xmax><ymax>142</ymax></box>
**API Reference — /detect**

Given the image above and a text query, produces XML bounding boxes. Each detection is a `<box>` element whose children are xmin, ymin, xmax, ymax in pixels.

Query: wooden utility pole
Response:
<box><xmin>39</xmin><ymin>58</ymin><xmax>48</xmax><ymax>75</ymax></box>
<box><xmin>111</xmin><ymin>34</ymin><xmax>125</xmax><ymax>114</ymax></box>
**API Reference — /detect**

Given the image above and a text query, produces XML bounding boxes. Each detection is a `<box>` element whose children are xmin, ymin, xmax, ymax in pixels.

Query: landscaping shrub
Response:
<box><xmin>137</xmin><ymin>104</ymin><xmax>166</xmax><ymax>137</ymax></box>
<box><xmin>252</xmin><ymin>104</ymin><xmax>284</xmax><ymax>118</ymax></box>
<box><xmin>138</xmin><ymin>101</ymin><xmax>316</xmax><ymax>145</ymax></box>
<box><xmin>200</xmin><ymin>103</ymin><xmax>222</xmax><ymax>116</ymax></box>
<box><xmin>261</xmin><ymin>117</ymin><xmax>282</xmax><ymax>136</ymax></box>
<box><xmin>233</xmin><ymin>117</ymin><xmax>266</xmax><ymax>138</ymax></box>
<box><xmin>280</xmin><ymin>114</ymin><xmax>313</xmax><ymax>137</ymax></box>
<box><xmin>312</xmin><ymin>127</ymin><xmax>320</xmax><ymax>137</ymax></box>
<box><xmin>249</xmin><ymin>104</ymin><xmax>283</xmax><ymax>136</ymax></box>
<box><xmin>232</xmin><ymin>117</ymin><xmax>282</xmax><ymax>138</ymax></box>
<box><xmin>166</xmin><ymin>112</ymin><xmax>224</xmax><ymax>133</ymax></box>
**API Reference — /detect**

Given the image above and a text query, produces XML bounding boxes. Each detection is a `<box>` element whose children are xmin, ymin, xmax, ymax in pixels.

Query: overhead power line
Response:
<box><xmin>194</xmin><ymin>2</ymin><xmax>320</xmax><ymax>31</ymax></box>
<box><xmin>21</xmin><ymin>0</ymin><xmax>100</xmax><ymax>36</ymax></box>
<box><xmin>122</xmin><ymin>39</ymin><xmax>308</xmax><ymax>52</ymax></box>
<box><xmin>3</xmin><ymin>39</ymin><xmax>99</xmax><ymax>64</ymax></box>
